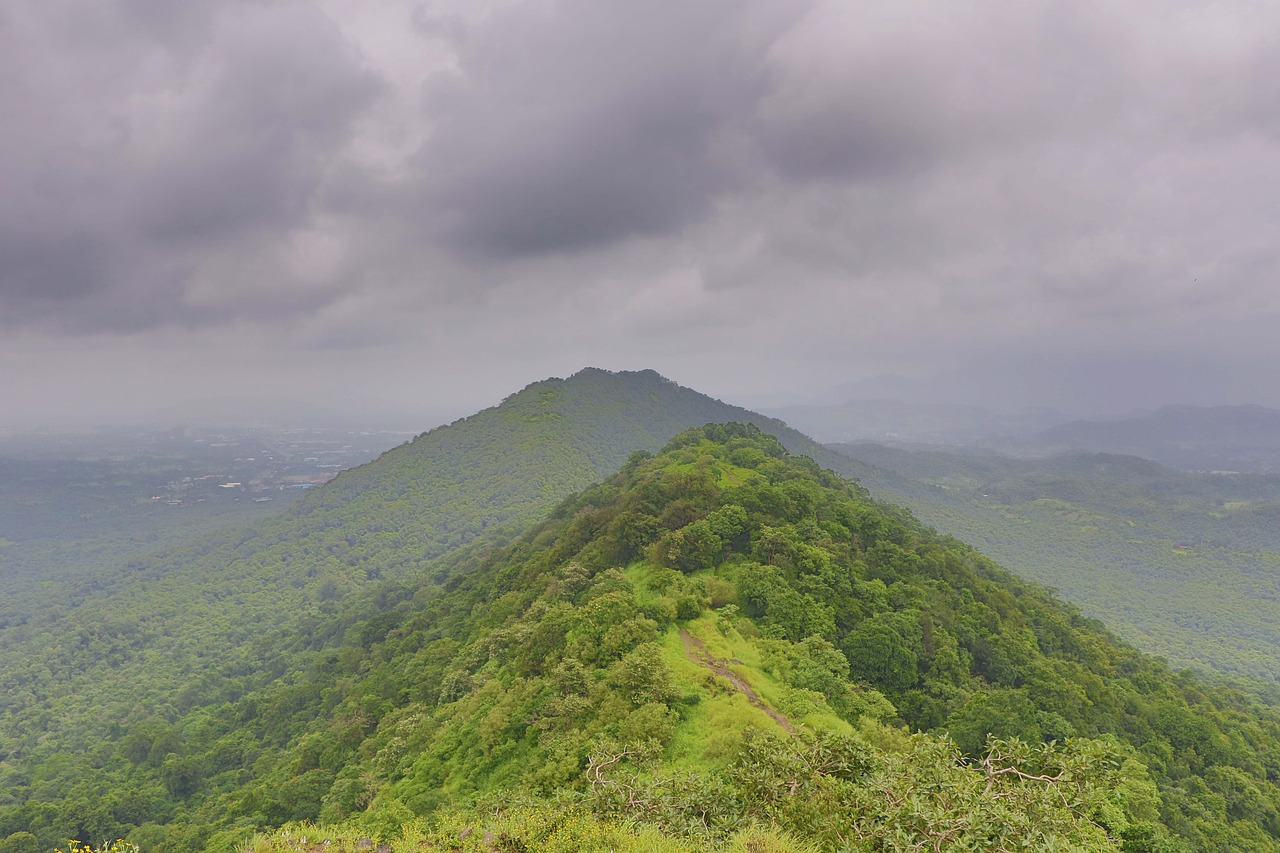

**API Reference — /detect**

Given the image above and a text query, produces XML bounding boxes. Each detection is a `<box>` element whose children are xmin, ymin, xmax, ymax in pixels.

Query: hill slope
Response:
<box><xmin>8</xmin><ymin>373</ymin><xmax>1280</xmax><ymax>851</ymax></box>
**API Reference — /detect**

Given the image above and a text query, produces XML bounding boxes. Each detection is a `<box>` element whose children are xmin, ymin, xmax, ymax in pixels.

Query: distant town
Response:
<box><xmin>0</xmin><ymin>424</ymin><xmax>414</xmax><ymax>511</ymax></box>
<box><xmin>144</xmin><ymin>427</ymin><xmax>412</xmax><ymax>505</ymax></box>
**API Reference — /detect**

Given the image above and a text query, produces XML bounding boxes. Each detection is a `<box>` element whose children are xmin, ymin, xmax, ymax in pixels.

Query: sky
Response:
<box><xmin>3</xmin><ymin>0</ymin><xmax>1279</xmax><ymax>428</ymax></box>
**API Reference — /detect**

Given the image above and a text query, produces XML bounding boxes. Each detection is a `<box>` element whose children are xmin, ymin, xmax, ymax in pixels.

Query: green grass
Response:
<box><xmin>662</xmin><ymin>617</ymin><xmax>784</xmax><ymax>768</ymax></box>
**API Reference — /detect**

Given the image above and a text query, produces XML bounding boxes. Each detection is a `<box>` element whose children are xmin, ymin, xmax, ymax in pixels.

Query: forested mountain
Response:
<box><xmin>13</xmin><ymin>424</ymin><xmax>1280</xmax><ymax>851</ymax></box>
<box><xmin>6</xmin><ymin>371</ymin><xmax>1280</xmax><ymax>852</ymax></box>
<box><xmin>0</xmin><ymin>369</ymin><xmax>875</xmax><ymax>850</ymax></box>
<box><xmin>830</xmin><ymin>442</ymin><xmax>1280</xmax><ymax>682</ymax></box>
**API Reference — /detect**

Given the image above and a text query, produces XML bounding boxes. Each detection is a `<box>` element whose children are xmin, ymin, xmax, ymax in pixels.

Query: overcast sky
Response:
<box><xmin>3</xmin><ymin>0</ymin><xmax>1279</xmax><ymax>428</ymax></box>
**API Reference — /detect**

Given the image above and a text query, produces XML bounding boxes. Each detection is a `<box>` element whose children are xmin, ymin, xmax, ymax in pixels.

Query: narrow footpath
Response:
<box><xmin>679</xmin><ymin>628</ymin><xmax>795</xmax><ymax>734</ymax></box>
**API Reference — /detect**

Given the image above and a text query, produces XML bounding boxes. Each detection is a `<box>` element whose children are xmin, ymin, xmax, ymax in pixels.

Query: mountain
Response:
<box><xmin>766</xmin><ymin>398</ymin><xmax>1069</xmax><ymax>445</ymax></box>
<box><xmin>1001</xmin><ymin>405</ymin><xmax>1280</xmax><ymax>472</ymax></box>
<box><xmin>0</xmin><ymin>369</ymin><xmax>885</xmax><ymax>845</ymax></box>
<box><xmin>5</xmin><ymin>371</ymin><xmax>1280</xmax><ymax>851</ymax></box>
<box><xmin>48</xmin><ymin>424</ymin><xmax>1280</xmax><ymax>852</ymax></box>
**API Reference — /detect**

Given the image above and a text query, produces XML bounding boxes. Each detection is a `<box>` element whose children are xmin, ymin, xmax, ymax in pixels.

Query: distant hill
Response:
<box><xmin>300</xmin><ymin>367</ymin><xmax>889</xmax><ymax>556</ymax></box>
<box><xmin>767</xmin><ymin>398</ymin><xmax>1068</xmax><ymax>445</ymax></box>
<box><xmin>830</xmin><ymin>440</ymin><xmax>1280</xmax><ymax>681</ymax></box>
<box><xmin>999</xmin><ymin>404</ymin><xmax>1280</xmax><ymax>472</ymax></box>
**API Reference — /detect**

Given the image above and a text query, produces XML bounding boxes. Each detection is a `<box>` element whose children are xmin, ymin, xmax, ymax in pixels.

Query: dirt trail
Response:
<box><xmin>679</xmin><ymin>628</ymin><xmax>794</xmax><ymax>734</ymax></box>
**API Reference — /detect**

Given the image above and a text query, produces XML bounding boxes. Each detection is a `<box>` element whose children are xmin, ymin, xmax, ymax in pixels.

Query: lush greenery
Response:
<box><xmin>0</xmin><ymin>426</ymin><xmax>401</xmax><ymax>633</ymax></box>
<box><xmin>9</xmin><ymin>424</ymin><xmax>1280</xmax><ymax>851</ymax></box>
<box><xmin>0</xmin><ymin>370</ymin><xmax>858</xmax><ymax>769</ymax></box>
<box><xmin>831</xmin><ymin>442</ymin><xmax>1280</xmax><ymax>683</ymax></box>
<box><xmin>0</xmin><ymin>371</ymin><xmax>841</xmax><ymax>852</ymax></box>
<box><xmin>8</xmin><ymin>370</ymin><xmax>1280</xmax><ymax>852</ymax></box>
<box><xmin>0</xmin><ymin>455</ymin><xmax>297</xmax><ymax>631</ymax></box>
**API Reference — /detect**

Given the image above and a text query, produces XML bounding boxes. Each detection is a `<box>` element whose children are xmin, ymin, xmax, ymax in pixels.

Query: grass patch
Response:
<box><xmin>658</xmin><ymin>623</ymin><xmax>779</xmax><ymax>770</ymax></box>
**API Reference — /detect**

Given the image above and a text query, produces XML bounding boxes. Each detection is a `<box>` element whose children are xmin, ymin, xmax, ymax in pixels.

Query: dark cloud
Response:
<box><xmin>130</xmin><ymin>8</ymin><xmax>380</xmax><ymax>243</ymax></box>
<box><xmin>410</xmin><ymin>0</ymin><xmax>798</xmax><ymax>258</ymax></box>
<box><xmin>0</xmin><ymin>231</ymin><xmax>110</xmax><ymax>302</ymax></box>
<box><xmin>0</xmin><ymin>0</ymin><xmax>378</xmax><ymax>331</ymax></box>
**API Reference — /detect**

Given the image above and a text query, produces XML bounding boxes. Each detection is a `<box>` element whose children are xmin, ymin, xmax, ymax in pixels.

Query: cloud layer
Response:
<box><xmin>3</xmin><ymin>0</ymin><xmax>1279</xmax><ymax>420</ymax></box>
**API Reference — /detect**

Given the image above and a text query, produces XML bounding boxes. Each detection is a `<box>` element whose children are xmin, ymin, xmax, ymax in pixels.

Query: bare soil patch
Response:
<box><xmin>679</xmin><ymin>628</ymin><xmax>795</xmax><ymax>734</ymax></box>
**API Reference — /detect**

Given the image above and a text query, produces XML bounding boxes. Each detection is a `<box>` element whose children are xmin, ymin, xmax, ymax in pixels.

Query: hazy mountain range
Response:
<box><xmin>773</xmin><ymin>398</ymin><xmax>1280</xmax><ymax>474</ymax></box>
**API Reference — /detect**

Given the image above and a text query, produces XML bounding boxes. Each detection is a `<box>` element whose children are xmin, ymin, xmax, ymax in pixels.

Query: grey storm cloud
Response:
<box><xmin>2</xmin><ymin>0</ymin><xmax>1280</xmax><ymax>423</ymax></box>
<box><xmin>0</xmin><ymin>0</ymin><xmax>379</xmax><ymax>331</ymax></box>
<box><xmin>409</xmin><ymin>0</ymin><xmax>798</xmax><ymax>258</ymax></box>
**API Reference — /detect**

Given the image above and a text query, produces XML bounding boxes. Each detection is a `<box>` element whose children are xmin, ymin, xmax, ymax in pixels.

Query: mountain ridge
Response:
<box><xmin>0</xmin><ymin>368</ymin><xmax>901</xmax><ymax>846</ymax></box>
<box><xmin>208</xmin><ymin>425</ymin><xmax>1280</xmax><ymax>850</ymax></box>
<box><xmin>4</xmin><ymin>370</ymin><xmax>1280</xmax><ymax>851</ymax></box>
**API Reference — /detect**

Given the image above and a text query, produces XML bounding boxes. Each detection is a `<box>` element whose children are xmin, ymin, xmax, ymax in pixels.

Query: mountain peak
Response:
<box><xmin>244</xmin><ymin>415</ymin><xmax>1258</xmax><ymax>850</ymax></box>
<box><xmin>567</xmin><ymin>366</ymin><xmax>672</xmax><ymax>383</ymax></box>
<box><xmin>499</xmin><ymin>366</ymin><xmax>676</xmax><ymax>405</ymax></box>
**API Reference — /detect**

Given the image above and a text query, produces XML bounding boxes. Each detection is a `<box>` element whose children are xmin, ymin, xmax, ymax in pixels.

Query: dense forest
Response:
<box><xmin>0</xmin><ymin>371</ymin><xmax>836</xmax><ymax>773</ymax></box>
<box><xmin>6</xmin><ymin>422</ymin><xmax>1280</xmax><ymax>850</ymax></box>
<box><xmin>0</xmin><ymin>426</ymin><xmax>398</xmax><ymax>634</ymax></box>
<box><xmin>832</xmin><ymin>442</ymin><xmax>1280</xmax><ymax>683</ymax></box>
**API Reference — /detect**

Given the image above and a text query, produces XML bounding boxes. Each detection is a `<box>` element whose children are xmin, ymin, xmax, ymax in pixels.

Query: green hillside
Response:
<box><xmin>0</xmin><ymin>370</ymin><xmax>878</xmax><ymax>850</ymax></box>
<box><xmin>0</xmin><ymin>370</ymin><xmax>863</xmax><ymax>751</ymax></box>
<box><xmin>8</xmin><ymin>425</ymin><xmax>1280</xmax><ymax>851</ymax></box>
<box><xmin>7</xmin><ymin>372</ymin><xmax>1280</xmax><ymax>852</ymax></box>
<box><xmin>830</xmin><ymin>442</ymin><xmax>1280</xmax><ymax>682</ymax></box>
